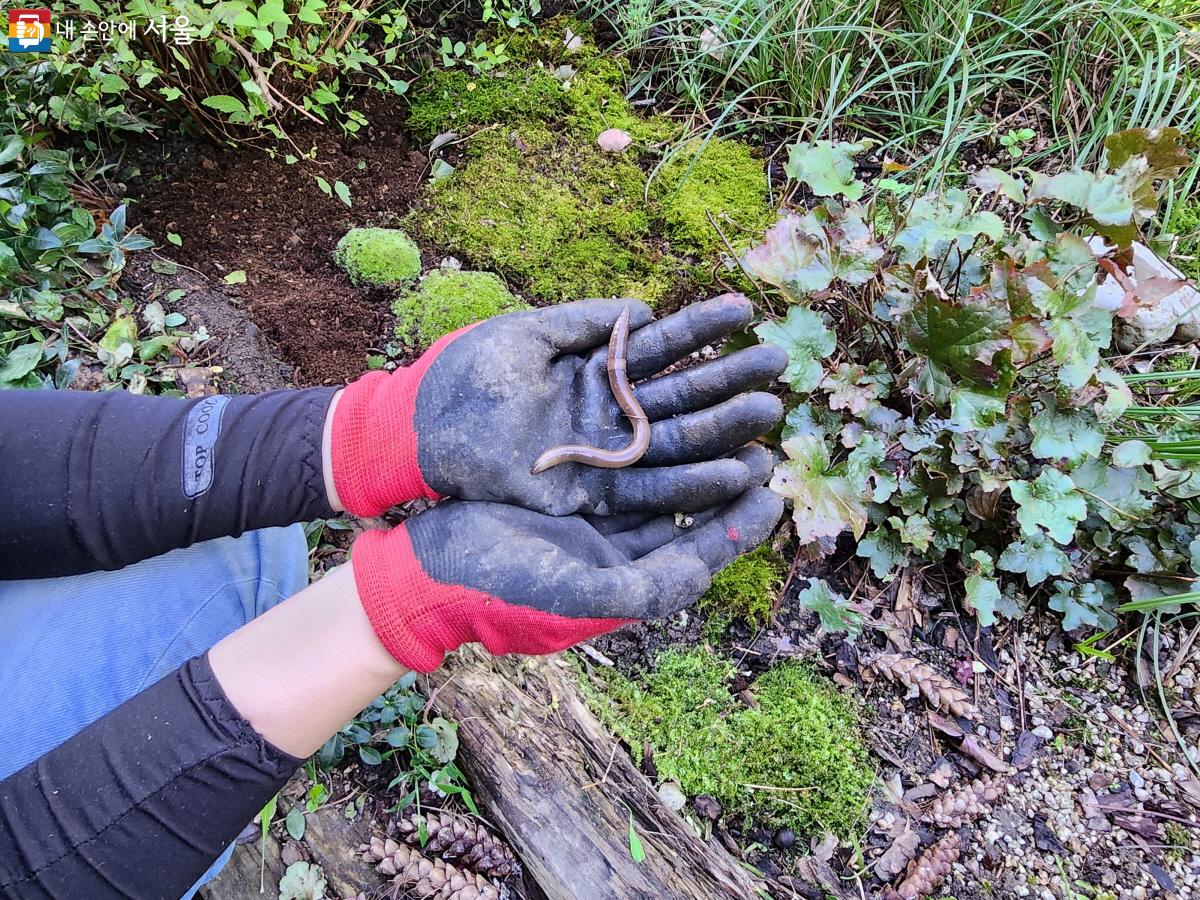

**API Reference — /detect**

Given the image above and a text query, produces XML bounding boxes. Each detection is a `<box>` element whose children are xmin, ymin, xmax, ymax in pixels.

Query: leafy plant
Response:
<box><xmin>999</xmin><ymin>127</ymin><xmax>1036</xmax><ymax>160</ymax></box>
<box><xmin>750</xmin><ymin>128</ymin><xmax>1200</xmax><ymax>633</ymax></box>
<box><xmin>315</xmin><ymin>672</ymin><xmax>474</xmax><ymax>813</ymax></box>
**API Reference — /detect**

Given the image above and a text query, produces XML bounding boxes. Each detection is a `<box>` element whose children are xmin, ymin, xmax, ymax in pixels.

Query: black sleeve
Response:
<box><xmin>0</xmin><ymin>387</ymin><xmax>338</xmax><ymax>579</ymax></box>
<box><xmin>0</xmin><ymin>654</ymin><xmax>301</xmax><ymax>899</ymax></box>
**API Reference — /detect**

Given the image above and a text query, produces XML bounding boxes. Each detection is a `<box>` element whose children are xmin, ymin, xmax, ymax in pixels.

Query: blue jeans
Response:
<box><xmin>0</xmin><ymin>526</ymin><xmax>310</xmax><ymax>898</ymax></box>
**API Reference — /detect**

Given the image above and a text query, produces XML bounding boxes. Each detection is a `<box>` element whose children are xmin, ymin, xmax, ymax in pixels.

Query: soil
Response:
<box><xmin>128</xmin><ymin>94</ymin><xmax>428</xmax><ymax>387</ymax></box>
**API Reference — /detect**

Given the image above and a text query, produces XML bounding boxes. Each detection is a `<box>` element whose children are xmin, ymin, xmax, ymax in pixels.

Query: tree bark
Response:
<box><xmin>423</xmin><ymin>646</ymin><xmax>764</xmax><ymax>900</ymax></box>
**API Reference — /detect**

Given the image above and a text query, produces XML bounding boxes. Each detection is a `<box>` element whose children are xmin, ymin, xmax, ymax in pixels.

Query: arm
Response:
<box><xmin>0</xmin><ymin>481</ymin><xmax>783</xmax><ymax>898</ymax></box>
<box><xmin>0</xmin><ymin>386</ymin><xmax>339</xmax><ymax>579</ymax></box>
<box><xmin>0</xmin><ymin>563</ymin><xmax>404</xmax><ymax>899</ymax></box>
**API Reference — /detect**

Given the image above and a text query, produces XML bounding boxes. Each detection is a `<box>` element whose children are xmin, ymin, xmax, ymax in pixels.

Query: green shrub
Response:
<box><xmin>587</xmin><ymin>648</ymin><xmax>873</xmax><ymax>839</ymax></box>
<box><xmin>393</xmin><ymin>269</ymin><xmax>527</xmax><ymax>346</ymax></box>
<box><xmin>333</xmin><ymin>228</ymin><xmax>421</xmax><ymax>287</ymax></box>
<box><xmin>698</xmin><ymin>545</ymin><xmax>785</xmax><ymax>632</ymax></box>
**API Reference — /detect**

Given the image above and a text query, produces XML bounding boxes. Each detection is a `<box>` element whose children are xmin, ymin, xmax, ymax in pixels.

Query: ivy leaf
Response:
<box><xmin>796</xmin><ymin>579</ymin><xmax>865</xmax><ymax>637</ymax></box>
<box><xmin>1111</xmin><ymin>440</ymin><xmax>1151</xmax><ymax>468</ymax></box>
<box><xmin>1104</xmin><ymin>127</ymin><xmax>1189</xmax><ymax>177</ymax></box>
<box><xmin>1071</xmin><ymin>459</ymin><xmax>1154</xmax><ymax>531</ymax></box>
<box><xmin>754</xmin><ymin>306</ymin><xmax>835</xmax><ymax>393</ymax></box>
<box><xmin>902</xmin><ymin>295</ymin><xmax>1012</xmax><ymax>399</ymax></box>
<box><xmin>892</xmin><ymin>189</ymin><xmax>1004</xmax><ymax>264</ymax></box>
<box><xmin>1048</xmin><ymin>580</ymin><xmax>1117</xmax><ymax>631</ymax></box>
<box><xmin>1009</xmin><ymin>469</ymin><xmax>1087</xmax><ymax>544</ymax></box>
<box><xmin>1029</xmin><ymin>406</ymin><xmax>1103</xmax><ymax>464</ymax></box>
<box><xmin>1028</xmin><ymin>161</ymin><xmax>1143</xmax><ymax>225</ymax></box>
<box><xmin>970</xmin><ymin>167</ymin><xmax>1026</xmax><ymax>203</ymax></box>
<box><xmin>997</xmin><ymin>532</ymin><xmax>1071</xmax><ymax>586</ymax></box>
<box><xmin>887</xmin><ymin>513</ymin><xmax>933</xmax><ymax>553</ymax></box>
<box><xmin>856</xmin><ymin>525</ymin><xmax>906</xmax><ymax>579</ymax></box>
<box><xmin>1045</xmin><ymin>315</ymin><xmax>1100</xmax><ymax>390</ymax></box>
<box><xmin>742</xmin><ymin>209</ymin><xmax>883</xmax><ymax>300</ymax></box>
<box><xmin>822</xmin><ymin>362</ymin><xmax>890</xmax><ymax>417</ymax></box>
<box><xmin>783</xmin><ymin>140</ymin><xmax>870</xmax><ymax>200</ymax></box>
<box><xmin>965</xmin><ymin>550</ymin><xmax>1003</xmax><ymax>626</ymax></box>
<box><xmin>1095</xmin><ymin>366</ymin><xmax>1132</xmax><ymax>423</ymax></box>
<box><xmin>846</xmin><ymin>433</ymin><xmax>897</xmax><ymax>503</ymax></box>
<box><xmin>770</xmin><ymin>435</ymin><xmax>868</xmax><ymax>544</ymax></box>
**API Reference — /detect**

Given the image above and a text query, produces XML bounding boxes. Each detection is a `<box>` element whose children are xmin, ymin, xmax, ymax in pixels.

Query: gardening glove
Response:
<box><xmin>330</xmin><ymin>293</ymin><xmax>786</xmax><ymax>517</ymax></box>
<box><xmin>350</xmin><ymin>451</ymin><xmax>783</xmax><ymax>672</ymax></box>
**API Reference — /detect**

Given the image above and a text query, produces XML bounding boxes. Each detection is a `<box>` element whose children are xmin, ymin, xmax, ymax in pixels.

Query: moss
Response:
<box><xmin>586</xmin><ymin>648</ymin><xmax>874</xmax><ymax>839</ymax></box>
<box><xmin>333</xmin><ymin>227</ymin><xmax>421</xmax><ymax>287</ymax></box>
<box><xmin>404</xmin><ymin>19</ymin><xmax>767</xmax><ymax>304</ymax></box>
<box><xmin>699</xmin><ymin>545</ymin><xmax>786</xmax><ymax>634</ymax></box>
<box><xmin>1168</xmin><ymin>200</ymin><xmax>1200</xmax><ymax>282</ymax></box>
<box><xmin>408</xmin><ymin>128</ymin><xmax>678</xmax><ymax>303</ymax></box>
<box><xmin>406</xmin><ymin>67</ymin><xmax>568</xmax><ymax>140</ymax></box>
<box><xmin>651</xmin><ymin>139</ymin><xmax>775</xmax><ymax>256</ymax></box>
<box><xmin>393</xmin><ymin>269</ymin><xmax>528</xmax><ymax>346</ymax></box>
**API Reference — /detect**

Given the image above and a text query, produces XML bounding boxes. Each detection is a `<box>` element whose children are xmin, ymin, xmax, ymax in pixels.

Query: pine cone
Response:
<box><xmin>925</xmin><ymin>776</ymin><xmax>1004</xmax><ymax>827</ymax></box>
<box><xmin>872</xmin><ymin>654</ymin><xmax>979</xmax><ymax>721</ymax></box>
<box><xmin>396</xmin><ymin>812</ymin><xmax>519</xmax><ymax>878</ymax></box>
<box><xmin>892</xmin><ymin>832</ymin><xmax>961</xmax><ymax>900</ymax></box>
<box><xmin>363</xmin><ymin>837</ymin><xmax>503</xmax><ymax>900</ymax></box>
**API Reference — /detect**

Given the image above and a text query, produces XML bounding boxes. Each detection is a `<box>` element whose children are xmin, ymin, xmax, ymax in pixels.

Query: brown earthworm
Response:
<box><xmin>531</xmin><ymin>305</ymin><xmax>651</xmax><ymax>474</ymax></box>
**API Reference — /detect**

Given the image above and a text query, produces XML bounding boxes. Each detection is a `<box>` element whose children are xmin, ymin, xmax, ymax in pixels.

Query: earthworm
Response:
<box><xmin>531</xmin><ymin>305</ymin><xmax>651</xmax><ymax>474</ymax></box>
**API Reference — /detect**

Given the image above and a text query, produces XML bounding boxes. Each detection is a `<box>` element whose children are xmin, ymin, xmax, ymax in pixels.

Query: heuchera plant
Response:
<box><xmin>748</xmin><ymin>128</ymin><xmax>1197</xmax><ymax>633</ymax></box>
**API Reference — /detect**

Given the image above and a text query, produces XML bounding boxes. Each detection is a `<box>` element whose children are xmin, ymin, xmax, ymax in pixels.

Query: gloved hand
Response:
<box><xmin>350</xmin><ymin>447</ymin><xmax>782</xmax><ymax>672</ymax></box>
<box><xmin>331</xmin><ymin>293</ymin><xmax>785</xmax><ymax>517</ymax></box>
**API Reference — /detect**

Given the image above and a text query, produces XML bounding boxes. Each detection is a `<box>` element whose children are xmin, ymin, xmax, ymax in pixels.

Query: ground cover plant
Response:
<box><xmin>747</xmin><ymin>127</ymin><xmax>1200</xmax><ymax>635</ymax></box>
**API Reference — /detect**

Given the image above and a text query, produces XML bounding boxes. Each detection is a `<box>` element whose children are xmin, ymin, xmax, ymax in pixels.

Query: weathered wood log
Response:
<box><xmin>423</xmin><ymin>646</ymin><xmax>764</xmax><ymax>900</ymax></box>
<box><xmin>200</xmin><ymin>781</ymin><xmax>381</xmax><ymax>900</ymax></box>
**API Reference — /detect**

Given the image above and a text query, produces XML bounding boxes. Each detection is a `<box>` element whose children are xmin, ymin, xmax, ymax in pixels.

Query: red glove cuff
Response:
<box><xmin>331</xmin><ymin>327</ymin><xmax>474</xmax><ymax>516</ymax></box>
<box><xmin>352</xmin><ymin>527</ymin><xmax>630</xmax><ymax>673</ymax></box>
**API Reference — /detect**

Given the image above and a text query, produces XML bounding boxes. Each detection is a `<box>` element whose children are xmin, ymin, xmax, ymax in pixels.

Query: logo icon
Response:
<box><xmin>8</xmin><ymin>9</ymin><xmax>51</xmax><ymax>52</ymax></box>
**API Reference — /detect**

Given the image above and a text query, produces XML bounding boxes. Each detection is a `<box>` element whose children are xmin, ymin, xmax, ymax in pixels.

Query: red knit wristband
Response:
<box><xmin>352</xmin><ymin>527</ymin><xmax>631</xmax><ymax>674</ymax></box>
<box><xmin>331</xmin><ymin>326</ymin><xmax>477</xmax><ymax>516</ymax></box>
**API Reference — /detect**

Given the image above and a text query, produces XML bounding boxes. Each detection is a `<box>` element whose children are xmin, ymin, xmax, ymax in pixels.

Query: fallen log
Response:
<box><xmin>423</xmin><ymin>646</ymin><xmax>764</xmax><ymax>900</ymax></box>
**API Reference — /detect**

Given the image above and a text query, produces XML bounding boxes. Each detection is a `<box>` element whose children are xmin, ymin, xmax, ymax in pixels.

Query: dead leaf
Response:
<box><xmin>960</xmin><ymin>735</ymin><xmax>1014</xmax><ymax>774</ymax></box>
<box><xmin>811</xmin><ymin>831</ymin><xmax>838</xmax><ymax>862</ymax></box>
<box><xmin>177</xmin><ymin>366</ymin><xmax>222</xmax><ymax>398</ymax></box>
<box><xmin>429</xmin><ymin>131</ymin><xmax>459</xmax><ymax>153</ymax></box>
<box><xmin>874</xmin><ymin>827</ymin><xmax>920</xmax><ymax>880</ymax></box>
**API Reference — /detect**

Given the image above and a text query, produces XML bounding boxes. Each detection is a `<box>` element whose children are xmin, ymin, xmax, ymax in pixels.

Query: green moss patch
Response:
<box><xmin>585</xmin><ymin>648</ymin><xmax>874</xmax><ymax>839</ymax></box>
<box><xmin>404</xmin><ymin>21</ymin><xmax>771</xmax><ymax>304</ymax></box>
<box><xmin>651</xmin><ymin>139</ymin><xmax>775</xmax><ymax>256</ymax></box>
<box><xmin>393</xmin><ymin>269</ymin><xmax>528</xmax><ymax>346</ymax></box>
<box><xmin>1168</xmin><ymin>200</ymin><xmax>1200</xmax><ymax>282</ymax></box>
<box><xmin>333</xmin><ymin>227</ymin><xmax>421</xmax><ymax>287</ymax></box>
<box><xmin>699</xmin><ymin>545</ymin><xmax>786</xmax><ymax>634</ymax></box>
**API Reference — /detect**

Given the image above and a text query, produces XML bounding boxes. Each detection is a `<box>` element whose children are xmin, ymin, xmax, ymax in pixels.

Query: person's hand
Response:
<box><xmin>329</xmin><ymin>293</ymin><xmax>785</xmax><ymax>517</ymax></box>
<box><xmin>349</xmin><ymin>451</ymin><xmax>783</xmax><ymax>672</ymax></box>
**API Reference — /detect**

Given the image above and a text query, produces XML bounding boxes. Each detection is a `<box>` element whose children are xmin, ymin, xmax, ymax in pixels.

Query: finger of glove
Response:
<box><xmin>535</xmin><ymin>297</ymin><xmax>653</xmax><ymax>354</ymax></box>
<box><xmin>625</xmin><ymin>293</ymin><xmax>753</xmax><ymax>379</ymax></box>
<box><xmin>579</xmin><ymin>487</ymin><xmax>783</xmax><ymax>619</ymax></box>
<box><xmin>732</xmin><ymin>444</ymin><xmax>776</xmax><ymax>485</ymax></box>
<box><xmin>596</xmin><ymin>456</ymin><xmax>758</xmax><ymax>514</ymax></box>
<box><xmin>642</xmin><ymin>392</ymin><xmax>783</xmax><ymax>466</ymax></box>
<box><xmin>636</xmin><ymin>345</ymin><xmax>788</xmax><ymax>419</ymax></box>
<box><xmin>606</xmin><ymin>505</ymin><xmax>724</xmax><ymax>559</ymax></box>
<box><xmin>576</xmin><ymin>551</ymin><xmax>712</xmax><ymax>620</ymax></box>
<box><xmin>661</xmin><ymin>485</ymin><xmax>785</xmax><ymax>576</ymax></box>
<box><xmin>584</xmin><ymin>510</ymin><xmax>658</xmax><ymax>536</ymax></box>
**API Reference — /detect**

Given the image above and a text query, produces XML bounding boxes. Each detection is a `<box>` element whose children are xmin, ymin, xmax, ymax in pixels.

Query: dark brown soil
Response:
<box><xmin>130</xmin><ymin>95</ymin><xmax>428</xmax><ymax>386</ymax></box>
